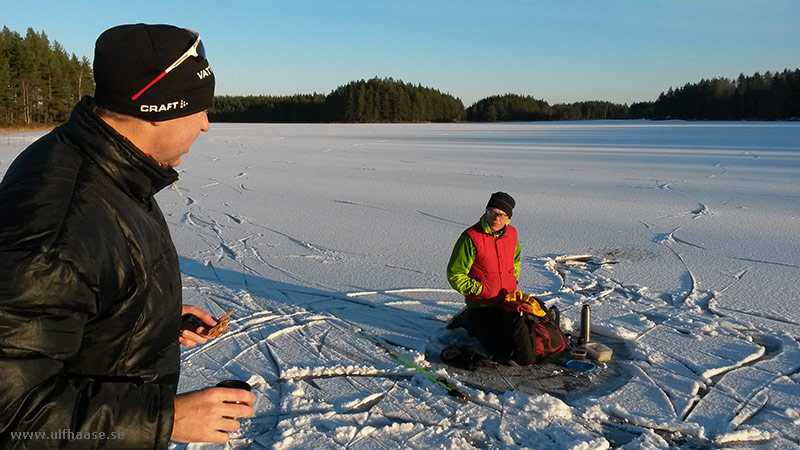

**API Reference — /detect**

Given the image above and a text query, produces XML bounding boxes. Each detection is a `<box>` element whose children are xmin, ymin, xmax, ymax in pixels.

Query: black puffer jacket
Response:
<box><xmin>0</xmin><ymin>97</ymin><xmax>182</xmax><ymax>449</ymax></box>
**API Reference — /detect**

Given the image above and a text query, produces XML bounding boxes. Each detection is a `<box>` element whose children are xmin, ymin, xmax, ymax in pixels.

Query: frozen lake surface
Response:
<box><xmin>2</xmin><ymin>121</ymin><xmax>799</xmax><ymax>449</ymax></box>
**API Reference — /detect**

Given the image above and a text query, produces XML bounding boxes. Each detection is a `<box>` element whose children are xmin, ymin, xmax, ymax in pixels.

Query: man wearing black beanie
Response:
<box><xmin>0</xmin><ymin>24</ymin><xmax>253</xmax><ymax>448</ymax></box>
<box><xmin>446</xmin><ymin>192</ymin><xmax>537</xmax><ymax>365</ymax></box>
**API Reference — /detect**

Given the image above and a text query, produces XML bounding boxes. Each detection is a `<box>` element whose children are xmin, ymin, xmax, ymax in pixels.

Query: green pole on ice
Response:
<box><xmin>360</xmin><ymin>332</ymin><xmax>470</xmax><ymax>403</ymax></box>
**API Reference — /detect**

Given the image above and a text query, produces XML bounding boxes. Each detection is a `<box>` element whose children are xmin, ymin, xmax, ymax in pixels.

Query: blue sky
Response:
<box><xmin>3</xmin><ymin>0</ymin><xmax>799</xmax><ymax>106</ymax></box>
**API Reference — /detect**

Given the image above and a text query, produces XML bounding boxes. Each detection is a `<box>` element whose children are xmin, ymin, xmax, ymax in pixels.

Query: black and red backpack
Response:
<box><xmin>525</xmin><ymin>300</ymin><xmax>566</xmax><ymax>363</ymax></box>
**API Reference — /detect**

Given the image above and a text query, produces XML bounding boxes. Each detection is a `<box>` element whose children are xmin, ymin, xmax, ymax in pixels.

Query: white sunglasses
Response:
<box><xmin>130</xmin><ymin>29</ymin><xmax>205</xmax><ymax>101</ymax></box>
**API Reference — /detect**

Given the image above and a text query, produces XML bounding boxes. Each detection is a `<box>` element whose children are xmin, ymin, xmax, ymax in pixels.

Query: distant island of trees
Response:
<box><xmin>211</xmin><ymin>78</ymin><xmax>466</xmax><ymax>123</ymax></box>
<box><xmin>2</xmin><ymin>25</ymin><xmax>798</xmax><ymax>127</ymax></box>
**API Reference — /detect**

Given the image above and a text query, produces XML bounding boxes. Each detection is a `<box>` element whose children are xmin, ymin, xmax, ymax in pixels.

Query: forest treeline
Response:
<box><xmin>465</xmin><ymin>96</ymin><xmax>631</xmax><ymax>121</ymax></box>
<box><xmin>211</xmin><ymin>70</ymin><xmax>800</xmax><ymax>122</ymax></box>
<box><xmin>2</xmin><ymin>25</ymin><xmax>798</xmax><ymax>126</ymax></box>
<box><xmin>210</xmin><ymin>78</ymin><xmax>465</xmax><ymax>123</ymax></box>
<box><xmin>0</xmin><ymin>27</ymin><xmax>94</xmax><ymax>126</ymax></box>
<box><xmin>648</xmin><ymin>70</ymin><xmax>800</xmax><ymax>120</ymax></box>
<box><xmin>465</xmin><ymin>70</ymin><xmax>800</xmax><ymax>121</ymax></box>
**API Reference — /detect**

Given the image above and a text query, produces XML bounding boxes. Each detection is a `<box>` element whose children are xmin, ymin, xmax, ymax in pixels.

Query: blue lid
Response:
<box><xmin>565</xmin><ymin>359</ymin><xmax>596</xmax><ymax>373</ymax></box>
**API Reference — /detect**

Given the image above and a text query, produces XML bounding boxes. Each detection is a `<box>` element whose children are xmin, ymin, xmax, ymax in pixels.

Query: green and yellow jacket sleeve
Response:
<box><xmin>446</xmin><ymin>233</ymin><xmax>482</xmax><ymax>296</ymax></box>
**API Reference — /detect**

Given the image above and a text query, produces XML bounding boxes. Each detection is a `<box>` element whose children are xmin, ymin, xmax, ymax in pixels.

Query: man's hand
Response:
<box><xmin>171</xmin><ymin>387</ymin><xmax>256</xmax><ymax>444</ymax></box>
<box><xmin>180</xmin><ymin>305</ymin><xmax>218</xmax><ymax>347</ymax></box>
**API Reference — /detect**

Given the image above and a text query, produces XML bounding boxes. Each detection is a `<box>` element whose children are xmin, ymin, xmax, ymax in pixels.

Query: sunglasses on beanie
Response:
<box><xmin>130</xmin><ymin>29</ymin><xmax>206</xmax><ymax>100</ymax></box>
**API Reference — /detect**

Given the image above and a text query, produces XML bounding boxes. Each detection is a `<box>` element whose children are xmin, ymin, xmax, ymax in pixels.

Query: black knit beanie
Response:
<box><xmin>93</xmin><ymin>24</ymin><xmax>215</xmax><ymax>121</ymax></box>
<box><xmin>487</xmin><ymin>192</ymin><xmax>515</xmax><ymax>217</ymax></box>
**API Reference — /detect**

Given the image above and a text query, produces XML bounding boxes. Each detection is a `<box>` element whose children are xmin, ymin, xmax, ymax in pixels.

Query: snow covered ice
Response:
<box><xmin>2</xmin><ymin>121</ymin><xmax>799</xmax><ymax>449</ymax></box>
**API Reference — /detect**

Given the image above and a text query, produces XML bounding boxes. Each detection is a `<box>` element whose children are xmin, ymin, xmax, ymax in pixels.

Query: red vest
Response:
<box><xmin>464</xmin><ymin>222</ymin><xmax>518</xmax><ymax>305</ymax></box>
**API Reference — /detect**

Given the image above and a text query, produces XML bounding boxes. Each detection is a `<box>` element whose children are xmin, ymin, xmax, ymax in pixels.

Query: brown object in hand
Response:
<box><xmin>205</xmin><ymin>310</ymin><xmax>234</xmax><ymax>338</ymax></box>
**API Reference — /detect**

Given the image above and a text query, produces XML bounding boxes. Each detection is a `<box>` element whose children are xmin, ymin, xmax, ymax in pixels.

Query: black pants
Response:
<box><xmin>467</xmin><ymin>307</ymin><xmax>536</xmax><ymax>365</ymax></box>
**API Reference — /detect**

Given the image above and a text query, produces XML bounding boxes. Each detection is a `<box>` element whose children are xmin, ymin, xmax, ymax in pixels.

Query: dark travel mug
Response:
<box><xmin>216</xmin><ymin>380</ymin><xmax>252</xmax><ymax>391</ymax></box>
